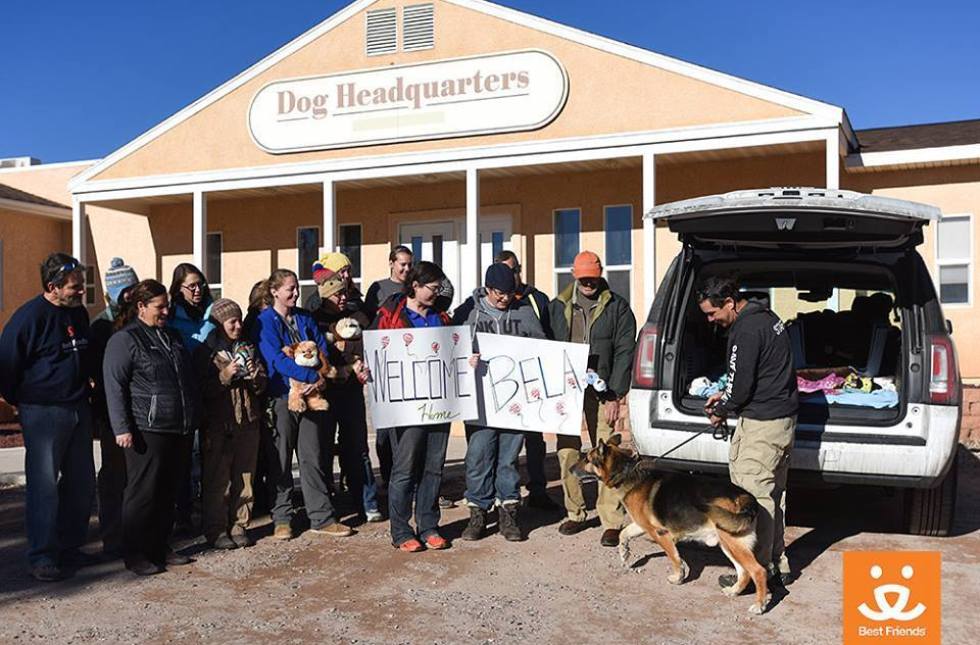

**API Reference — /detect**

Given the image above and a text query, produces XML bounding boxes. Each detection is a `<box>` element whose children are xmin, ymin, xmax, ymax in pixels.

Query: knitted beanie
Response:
<box><xmin>210</xmin><ymin>298</ymin><xmax>243</xmax><ymax>324</ymax></box>
<box><xmin>572</xmin><ymin>251</ymin><xmax>603</xmax><ymax>279</ymax></box>
<box><xmin>312</xmin><ymin>252</ymin><xmax>352</xmax><ymax>283</ymax></box>
<box><xmin>104</xmin><ymin>257</ymin><xmax>139</xmax><ymax>304</ymax></box>
<box><xmin>484</xmin><ymin>263</ymin><xmax>516</xmax><ymax>294</ymax></box>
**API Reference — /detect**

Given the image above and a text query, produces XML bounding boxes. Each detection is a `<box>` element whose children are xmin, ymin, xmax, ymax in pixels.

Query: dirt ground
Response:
<box><xmin>1</xmin><ymin>444</ymin><xmax>978</xmax><ymax>645</ymax></box>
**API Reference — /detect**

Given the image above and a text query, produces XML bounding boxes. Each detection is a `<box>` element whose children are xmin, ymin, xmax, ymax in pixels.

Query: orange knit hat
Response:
<box><xmin>572</xmin><ymin>251</ymin><xmax>603</xmax><ymax>279</ymax></box>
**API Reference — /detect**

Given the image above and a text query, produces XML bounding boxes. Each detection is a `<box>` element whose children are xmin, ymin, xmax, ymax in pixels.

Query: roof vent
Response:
<box><xmin>402</xmin><ymin>4</ymin><xmax>435</xmax><ymax>52</ymax></box>
<box><xmin>366</xmin><ymin>7</ymin><xmax>397</xmax><ymax>56</ymax></box>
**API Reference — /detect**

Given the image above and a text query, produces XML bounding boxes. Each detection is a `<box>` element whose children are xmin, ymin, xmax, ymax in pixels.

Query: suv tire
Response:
<box><xmin>904</xmin><ymin>453</ymin><xmax>958</xmax><ymax>537</ymax></box>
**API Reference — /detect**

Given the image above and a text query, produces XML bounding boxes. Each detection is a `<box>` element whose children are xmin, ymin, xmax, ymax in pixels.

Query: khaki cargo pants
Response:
<box><xmin>729</xmin><ymin>415</ymin><xmax>795</xmax><ymax>572</ymax></box>
<box><xmin>556</xmin><ymin>391</ymin><xmax>626</xmax><ymax>529</ymax></box>
<box><xmin>202</xmin><ymin>425</ymin><xmax>260</xmax><ymax>542</ymax></box>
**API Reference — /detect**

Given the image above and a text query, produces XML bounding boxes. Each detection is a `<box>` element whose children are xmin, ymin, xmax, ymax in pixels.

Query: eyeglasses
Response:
<box><xmin>420</xmin><ymin>283</ymin><xmax>443</xmax><ymax>296</ymax></box>
<box><xmin>182</xmin><ymin>283</ymin><xmax>204</xmax><ymax>292</ymax></box>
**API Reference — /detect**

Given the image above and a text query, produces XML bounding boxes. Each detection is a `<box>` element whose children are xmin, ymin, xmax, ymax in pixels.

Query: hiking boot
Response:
<box><xmin>525</xmin><ymin>492</ymin><xmax>562</xmax><ymax>511</ymax></box>
<box><xmin>31</xmin><ymin>563</ymin><xmax>65</xmax><ymax>582</ymax></box>
<box><xmin>273</xmin><ymin>523</ymin><xmax>293</xmax><ymax>541</ymax></box>
<box><xmin>125</xmin><ymin>557</ymin><xmax>164</xmax><ymax>577</ymax></box>
<box><xmin>165</xmin><ymin>549</ymin><xmax>193</xmax><ymax>566</ymax></box>
<box><xmin>230</xmin><ymin>528</ymin><xmax>254</xmax><ymax>548</ymax></box>
<box><xmin>365</xmin><ymin>509</ymin><xmax>385</xmax><ymax>523</ymax></box>
<box><xmin>310</xmin><ymin>522</ymin><xmax>354</xmax><ymax>537</ymax></box>
<box><xmin>210</xmin><ymin>534</ymin><xmax>239</xmax><ymax>550</ymax></box>
<box><xmin>461</xmin><ymin>507</ymin><xmax>488</xmax><ymax>541</ymax></box>
<box><xmin>600</xmin><ymin>528</ymin><xmax>621</xmax><ymax>547</ymax></box>
<box><xmin>497</xmin><ymin>503</ymin><xmax>524</xmax><ymax>542</ymax></box>
<box><xmin>558</xmin><ymin>519</ymin><xmax>588</xmax><ymax>536</ymax></box>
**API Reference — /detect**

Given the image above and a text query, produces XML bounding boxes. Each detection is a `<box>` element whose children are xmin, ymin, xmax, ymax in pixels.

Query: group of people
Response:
<box><xmin>0</xmin><ymin>243</ymin><xmax>638</xmax><ymax>579</ymax></box>
<box><xmin>0</xmin><ymin>244</ymin><xmax>797</xmax><ymax>591</ymax></box>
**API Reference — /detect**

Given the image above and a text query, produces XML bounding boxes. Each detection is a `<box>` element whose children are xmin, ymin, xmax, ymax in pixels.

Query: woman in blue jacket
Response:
<box><xmin>254</xmin><ymin>269</ymin><xmax>351</xmax><ymax>540</ymax></box>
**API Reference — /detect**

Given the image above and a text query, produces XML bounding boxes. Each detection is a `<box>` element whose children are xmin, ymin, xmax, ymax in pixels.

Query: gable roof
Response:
<box><xmin>0</xmin><ymin>183</ymin><xmax>71</xmax><ymax>219</ymax></box>
<box><xmin>857</xmin><ymin>118</ymin><xmax>980</xmax><ymax>152</ymax></box>
<box><xmin>70</xmin><ymin>0</ymin><xmax>846</xmax><ymax>191</ymax></box>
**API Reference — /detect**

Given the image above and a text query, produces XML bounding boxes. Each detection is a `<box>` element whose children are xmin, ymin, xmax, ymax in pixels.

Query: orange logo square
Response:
<box><xmin>843</xmin><ymin>551</ymin><xmax>940</xmax><ymax>645</ymax></box>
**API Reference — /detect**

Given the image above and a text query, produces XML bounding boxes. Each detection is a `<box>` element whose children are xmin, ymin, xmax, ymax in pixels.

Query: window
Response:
<box><xmin>297</xmin><ymin>226</ymin><xmax>320</xmax><ymax>305</ymax></box>
<box><xmin>206</xmin><ymin>232</ymin><xmax>223</xmax><ymax>299</ymax></box>
<box><xmin>339</xmin><ymin>224</ymin><xmax>362</xmax><ymax>288</ymax></box>
<box><xmin>366</xmin><ymin>7</ymin><xmax>397</xmax><ymax>56</ymax></box>
<box><xmin>604</xmin><ymin>205</ymin><xmax>633</xmax><ymax>303</ymax></box>
<box><xmin>936</xmin><ymin>214</ymin><xmax>972</xmax><ymax>305</ymax></box>
<box><xmin>491</xmin><ymin>231</ymin><xmax>504</xmax><ymax>259</ymax></box>
<box><xmin>554</xmin><ymin>208</ymin><xmax>580</xmax><ymax>294</ymax></box>
<box><xmin>84</xmin><ymin>265</ymin><xmax>96</xmax><ymax>306</ymax></box>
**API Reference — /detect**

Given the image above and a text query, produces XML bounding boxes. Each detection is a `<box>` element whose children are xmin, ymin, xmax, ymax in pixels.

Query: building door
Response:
<box><xmin>476</xmin><ymin>215</ymin><xmax>514</xmax><ymax>284</ymax></box>
<box><xmin>399</xmin><ymin>220</ymin><xmax>460</xmax><ymax>308</ymax></box>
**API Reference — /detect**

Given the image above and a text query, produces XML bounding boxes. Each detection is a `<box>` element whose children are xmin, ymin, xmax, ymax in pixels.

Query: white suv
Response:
<box><xmin>630</xmin><ymin>187</ymin><xmax>960</xmax><ymax>536</ymax></box>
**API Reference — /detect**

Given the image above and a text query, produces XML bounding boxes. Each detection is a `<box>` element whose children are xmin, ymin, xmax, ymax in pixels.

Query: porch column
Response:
<box><xmin>192</xmin><ymin>191</ymin><xmax>207</xmax><ymax>271</ymax></box>
<box><xmin>72</xmin><ymin>197</ymin><xmax>87</xmax><ymax>264</ymax></box>
<box><xmin>464</xmin><ymin>167</ymin><xmax>480</xmax><ymax>296</ymax></box>
<box><xmin>825</xmin><ymin>131</ymin><xmax>840</xmax><ymax>190</ymax></box>
<box><xmin>642</xmin><ymin>151</ymin><xmax>656</xmax><ymax>313</ymax></box>
<box><xmin>322</xmin><ymin>178</ymin><xmax>336</xmax><ymax>254</ymax></box>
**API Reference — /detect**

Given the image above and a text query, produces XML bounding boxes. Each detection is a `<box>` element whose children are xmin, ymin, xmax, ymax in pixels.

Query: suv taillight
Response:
<box><xmin>929</xmin><ymin>334</ymin><xmax>960</xmax><ymax>405</ymax></box>
<box><xmin>633</xmin><ymin>323</ymin><xmax>659</xmax><ymax>389</ymax></box>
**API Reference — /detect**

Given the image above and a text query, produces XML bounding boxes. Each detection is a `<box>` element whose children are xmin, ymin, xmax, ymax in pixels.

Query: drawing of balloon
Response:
<box><xmin>403</xmin><ymin>333</ymin><xmax>414</xmax><ymax>346</ymax></box>
<box><xmin>530</xmin><ymin>388</ymin><xmax>541</xmax><ymax>400</ymax></box>
<box><xmin>431</xmin><ymin>342</ymin><xmax>440</xmax><ymax>354</ymax></box>
<box><xmin>509</xmin><ymin>402</ymin><xmax>522</xmax><ymax>415</ymax></box>
<box><xmin>567</xmin><ymin>376</ymin><xmax>577</xmax><ymax>388</ymax></box>
<box><xmin>381</xmin><ymin>336</ymin><xmax>390</xmax><ymax>349</ymax></box>
<box><xmin>452</xmin><ymin>332</ymin><xmax>460</xmax><ymax>346</ymax></box>
<box><xmin>556</xmin><ymin>401</ymin><xmax>567</xmax><ymax>416</ymax></box>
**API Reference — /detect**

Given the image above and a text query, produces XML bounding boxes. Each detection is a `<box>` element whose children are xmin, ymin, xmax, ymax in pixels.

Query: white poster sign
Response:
<box><xmin>363</xmin><ymin>326</ymin><xmax>477</xmax><ymax>427</ymax></box>
<box><xmin>474</xmin><ymin>333</ymin><xmax>588</xmax><ymax>435</ymax></box>
<box><xmin>248</xmin><ymin>50</ymin><xmax>568</xmax><ymax>153</ymax></box>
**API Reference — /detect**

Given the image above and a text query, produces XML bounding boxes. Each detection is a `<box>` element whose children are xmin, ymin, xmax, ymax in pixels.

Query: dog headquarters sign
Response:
<box><xmin>363</xmin><ymin>326</ymin><xmax>477</xmax><ymax>427</ymax></box>
<box><xmin>248</xmin><ymin>50</ymin><xmax>568</xmax><ymax>153</ymax></box>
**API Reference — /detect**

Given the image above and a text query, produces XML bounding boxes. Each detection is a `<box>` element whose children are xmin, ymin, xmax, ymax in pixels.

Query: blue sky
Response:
<box><xmin>2</xmin><ymin>0</ymin><xmax>978</xmax><ymax>163</ymax></box>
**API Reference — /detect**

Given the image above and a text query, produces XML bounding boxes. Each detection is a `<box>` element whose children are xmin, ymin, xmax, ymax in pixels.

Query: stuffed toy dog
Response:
<box><xmin>323</xmin><ymin>317</ymin><xmax>367</xmax><ymax>384</ymax></box>
<box><xmin>281</xmin><ymin>340</ymin><xmax>329</xmax><ymax>413</ymax></box>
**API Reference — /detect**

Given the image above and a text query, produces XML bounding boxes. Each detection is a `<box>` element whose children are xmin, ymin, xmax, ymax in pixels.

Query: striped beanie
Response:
<box><xmin>210</xmin><ymin>298</ymin><xmax>243</xmax><ymax>324</ymax></box>
<box><xmin>105</xmin><ymin>257</ymin><xmax>139</xmax><ymax>304</ymax></box>
<box><xmin>312</xmin><ymin>252</ymin><xmax>351</xmax><ymax>283</ymax></box>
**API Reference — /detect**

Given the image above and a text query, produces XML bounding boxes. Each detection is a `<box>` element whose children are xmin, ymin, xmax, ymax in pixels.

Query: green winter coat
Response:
<box><xmin>549</xmin><ymin>280</ymin><xmax>637</xmax><ymax>399</ymax></box>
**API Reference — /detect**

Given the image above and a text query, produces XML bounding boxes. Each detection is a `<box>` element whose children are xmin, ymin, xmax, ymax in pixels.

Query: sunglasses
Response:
<box><xmin>420</xmin><ymin>283</ymin><xmax>444</xmax><ymax>296</ymax></box>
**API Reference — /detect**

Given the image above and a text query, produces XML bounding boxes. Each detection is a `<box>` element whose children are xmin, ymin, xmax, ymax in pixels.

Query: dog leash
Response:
<box><xmin>650</xmin><ymin>419</ymin><xmax>731</xmax><ymax>464</ymax></box>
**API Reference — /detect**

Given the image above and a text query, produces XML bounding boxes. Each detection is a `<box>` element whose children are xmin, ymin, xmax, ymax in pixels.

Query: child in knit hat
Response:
<box><xmin>195</xmin><ymin>297</ymin><xmax>267</xmax><ymax>549</ymax></box>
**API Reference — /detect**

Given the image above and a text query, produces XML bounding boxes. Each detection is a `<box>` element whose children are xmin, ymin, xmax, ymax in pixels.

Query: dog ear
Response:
<box><xmin>282</xmin><ymin>345</ymin><xmax>295</xmax><ymax>358</ymax></box>
<box><xmin>608</xmin><ymin>433</ymin><xmax>623</xmax><ymax>447</ymax></box>
<box><xmin>595</xmin><ymin>438</ymin><xmax>606</xmax><ymax>455</ymax></box>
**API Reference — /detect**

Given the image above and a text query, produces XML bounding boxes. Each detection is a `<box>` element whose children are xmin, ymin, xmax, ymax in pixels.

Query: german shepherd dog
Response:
<box><xmin>572</xmin><ymin>434</ymin><xmax>770</xmax><ymax>615</ymax></box>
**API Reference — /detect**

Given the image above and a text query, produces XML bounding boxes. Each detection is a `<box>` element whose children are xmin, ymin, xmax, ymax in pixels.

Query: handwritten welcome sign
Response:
<box><xmin>474</xmin><ymin>333</ymin><xmax>588</xmax><ymax>435</ymax></box>
<box><xmin>363</xmin><ymin>326</ymin><xmax>477</xmax><ymax>427</ymax></box>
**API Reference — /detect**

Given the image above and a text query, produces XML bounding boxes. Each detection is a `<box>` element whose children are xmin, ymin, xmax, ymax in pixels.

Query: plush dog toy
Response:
<box><xmin>281</xmin><ymin>340</ymin><xmax>329</xmax><ymax>413</ymax></box>
<box><xmin>323</xmin><ymin>317</ymin><xmax>367</xmax><ymax>383</ymax></box>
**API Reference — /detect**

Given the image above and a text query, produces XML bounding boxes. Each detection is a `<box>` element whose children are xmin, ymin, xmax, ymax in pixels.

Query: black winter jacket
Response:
<box><xmin>714</xmin><ymin>300</ymin><xmax>798</xmax><ymax>420</ymax></box>
<box><xmin>103</xmin><ymin>321</ymin><xmax>200</xmax><ymax>436</ymax></box>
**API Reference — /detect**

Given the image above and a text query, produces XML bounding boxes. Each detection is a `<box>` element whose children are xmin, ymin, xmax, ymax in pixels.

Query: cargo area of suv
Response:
<box><xmin>630</xmin><ymin>188</ymin><xmax>961</xmax><ymax>536</ymax></box>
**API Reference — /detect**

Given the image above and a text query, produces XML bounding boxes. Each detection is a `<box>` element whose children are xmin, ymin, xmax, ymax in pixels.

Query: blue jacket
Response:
<box><xmin>168</xmin><ymin>299</ymin><xmax>215</xmax><ymax>352</ymax></box>
<box><xmin>253</xmin><ymin>307</ymin><xmax>329</xmax><ymax>398</ymax></box>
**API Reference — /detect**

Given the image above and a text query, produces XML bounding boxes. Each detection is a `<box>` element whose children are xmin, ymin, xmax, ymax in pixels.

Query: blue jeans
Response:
<box><xmin>387</xmin><ymin>424</ymin><xmax>450</xmax><ymax>545</ymax></box>
<box><xmin>464</xmin><ymin>425</ymin><xmax>525</xmax><ymax>510</ymax></box>
<box><xmin>19</xmin><ymin>401</ymin><xmax>96</xmax><ymax>567</ymax></box>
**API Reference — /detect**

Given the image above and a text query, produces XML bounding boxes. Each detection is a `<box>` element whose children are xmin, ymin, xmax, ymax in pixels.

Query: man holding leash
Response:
<box><xmin>698</xmin><ymin>276</ymin><xmax>798</xmax><ymax>587</ymax></box>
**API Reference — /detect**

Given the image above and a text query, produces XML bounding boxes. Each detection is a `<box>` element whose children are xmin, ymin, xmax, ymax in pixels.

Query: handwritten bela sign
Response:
<box><xmin>363</xmin><ymin>326</ymin><xmax>477</xmax><ymax>427</ymax></box>
<box><xmin>474</xmin><ymin>333</ymin><xmax>587</xmax><ymax>435</ymax></box>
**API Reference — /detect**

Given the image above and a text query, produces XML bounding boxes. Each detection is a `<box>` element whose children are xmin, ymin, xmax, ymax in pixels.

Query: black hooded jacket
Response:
<box><xmin>714</xmin><ymin>300</ymin><xmax>798</xmax><ymax>420</ymax></box>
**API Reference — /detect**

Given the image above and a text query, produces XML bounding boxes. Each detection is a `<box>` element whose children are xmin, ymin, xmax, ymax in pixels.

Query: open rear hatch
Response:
<box><xmin>651</xmin><ymin>187</ymin><xmax>939</xmax><ymax>250</ymax></box>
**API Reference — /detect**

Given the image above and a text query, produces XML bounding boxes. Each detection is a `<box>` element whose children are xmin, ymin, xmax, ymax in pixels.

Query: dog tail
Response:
<box><xmin>707</xmin><ymin>493</ymin><xmax>759</xmax><ymax>535</ymax></box>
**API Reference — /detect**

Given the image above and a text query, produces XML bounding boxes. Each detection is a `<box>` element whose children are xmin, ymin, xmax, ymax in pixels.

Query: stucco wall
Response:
<box><xmin>0</xmin><ymin>208</ymin><xmax>70</xmax><ymax>328</ymax></box>
<box><xmin>91</xmin><ymin>0</ymin><xmax>800</xmax><ymax>182</ymax></box>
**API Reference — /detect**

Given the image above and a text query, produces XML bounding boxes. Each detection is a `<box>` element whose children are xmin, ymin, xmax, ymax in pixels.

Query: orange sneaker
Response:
<box><xmin>423</xmin><ymin>533</ymin><xmax>449</xmax><ymax>550</ymax></box>
<box><xmin>396</xmin><ymin>538</ymin><xmax>425</xmax><ymax>553</ymax></box>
